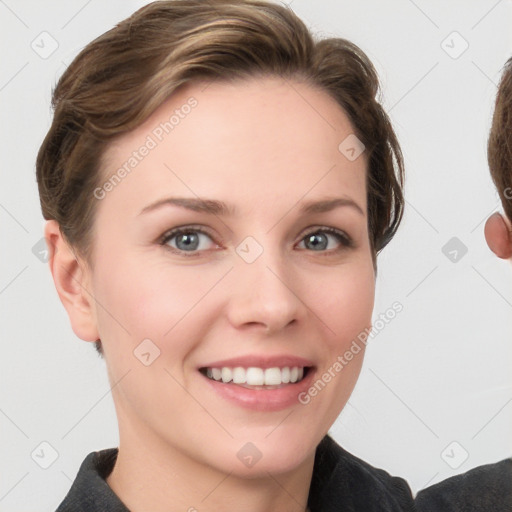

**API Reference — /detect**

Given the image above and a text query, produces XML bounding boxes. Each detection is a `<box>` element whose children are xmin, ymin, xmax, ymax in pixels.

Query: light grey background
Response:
<box><xmin>1</xmin><ymin>0</ymin><xmax>512</xmax><ymax>510</ymax></box>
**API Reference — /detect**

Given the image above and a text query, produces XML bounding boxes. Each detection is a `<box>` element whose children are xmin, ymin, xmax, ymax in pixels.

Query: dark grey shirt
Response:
<box><xmin>55</xmin><ymin>434</ymin><xmax>416</xmax><ymax>511</ymax></box>
<box><xmin>415</xmin><ymin>458</ymin><xmax>512</xmax><ymax>512</ymax></box>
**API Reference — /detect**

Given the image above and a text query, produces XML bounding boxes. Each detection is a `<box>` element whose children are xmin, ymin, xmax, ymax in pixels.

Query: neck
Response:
<box><xmin>106</xmin><ymin>418</ymin><xmax>316</xmax><ymax>512</ymax></box>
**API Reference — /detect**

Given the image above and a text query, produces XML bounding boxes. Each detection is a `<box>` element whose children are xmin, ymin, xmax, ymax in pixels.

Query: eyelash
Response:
<box><xmin>159</xmin><ymin>224</ymin><xmax>354</xmax><ymax>258</ymax></box>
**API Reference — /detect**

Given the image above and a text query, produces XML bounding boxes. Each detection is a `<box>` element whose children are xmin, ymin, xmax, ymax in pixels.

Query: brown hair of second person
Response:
<box><xmin>488</xmin><ymin>57</ymin><xmax>512</xmax><ymax>223</ymax></box>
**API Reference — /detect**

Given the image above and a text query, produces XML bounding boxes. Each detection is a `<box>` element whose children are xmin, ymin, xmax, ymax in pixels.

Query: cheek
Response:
<box><xmin>295</xmin><ymin>260</ymin><xmax>374</xmax><ymax>426</ymax></box>
<box><xmin>310</xmin><ymin>259</ymin><xmax>375</xmax><ymax>342</ymax></box>
<box><xmin>92</xmin><ymin>252</ymin><xmax>223</xmax><ymax>350</ymax></box>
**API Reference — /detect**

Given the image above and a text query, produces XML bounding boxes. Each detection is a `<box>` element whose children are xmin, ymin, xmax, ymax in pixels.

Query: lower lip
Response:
<box><xmin>200</xmin><ymin>368</ymin><xmax>316</xmax><ymax>412</ymax></box>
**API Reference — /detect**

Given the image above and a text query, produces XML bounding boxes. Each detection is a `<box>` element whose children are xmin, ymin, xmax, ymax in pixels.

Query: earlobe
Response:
<box><xmin>484</xmin><ymin>212</ymin><xmax>512</xmax><ymax>259</ymax></box>
<box><xmin>44</xmin><ymin>220</ymin><xmax>100</xmax><ymax>342</ymax></box>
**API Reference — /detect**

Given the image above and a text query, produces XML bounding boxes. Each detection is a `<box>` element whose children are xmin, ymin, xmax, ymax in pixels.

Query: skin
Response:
<box><xmin>485</xmin><ymin>211</ymin><xmax>512</xmax><ymax>260</ymax></box>
<box><xmin>45</xmin><ymin>76</ymin><xmax>375</xmax><ymax>512</ymax></box>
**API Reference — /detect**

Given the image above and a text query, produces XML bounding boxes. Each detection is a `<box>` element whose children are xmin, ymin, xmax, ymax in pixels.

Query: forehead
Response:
<box><xmin>99</xmin><ymin>76</ymin><xmax>367</xmax><ymax>216</ymax></box>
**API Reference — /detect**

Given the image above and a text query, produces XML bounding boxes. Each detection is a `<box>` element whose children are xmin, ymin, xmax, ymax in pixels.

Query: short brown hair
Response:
<box><xmin>36</xmin><ymin>0</ymin><xmax>405</xmax><ymax>357</ymax></box>
<box><xmin>488</xmin><ymin>57</ymin><xmax>512</xmax><ymax>222</ymax></box>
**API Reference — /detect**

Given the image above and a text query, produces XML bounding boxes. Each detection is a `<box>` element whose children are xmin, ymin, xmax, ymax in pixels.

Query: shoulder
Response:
<box><xmin>415</xmin><ymin>458</ymin><xmax>512</xmax><ymax>512</ymax></box>
<box><xmin>308</xmin><ymin>435</ymin><xmax>415</xmax><ymax>512</ymax></box>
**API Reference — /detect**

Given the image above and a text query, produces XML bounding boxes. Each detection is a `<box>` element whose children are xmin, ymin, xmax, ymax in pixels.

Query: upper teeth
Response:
<box><xmin>205</xmin><ymin>366</ymin><xmax>305</xmax><ymax>385</ymax></box>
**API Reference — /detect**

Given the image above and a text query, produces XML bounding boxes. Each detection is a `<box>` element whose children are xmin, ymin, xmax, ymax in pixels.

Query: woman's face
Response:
<box><xmin>84</xmin><ymin>76</ymin><xmax>375</xmax><ymax>475</ymax></box>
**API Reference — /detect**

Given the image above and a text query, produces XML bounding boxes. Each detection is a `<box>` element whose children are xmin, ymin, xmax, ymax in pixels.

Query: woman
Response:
<box><xmin>37</xmin><ymin>1</ymin><xmax>413</xmax><ymax>510</ymax></box>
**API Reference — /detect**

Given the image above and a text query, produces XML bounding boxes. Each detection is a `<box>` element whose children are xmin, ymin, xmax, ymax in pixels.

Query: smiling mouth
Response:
<box><xmin>199</xmin><ymin>366</ymin><xmax>312</xmax><ymax>389</ymax></box>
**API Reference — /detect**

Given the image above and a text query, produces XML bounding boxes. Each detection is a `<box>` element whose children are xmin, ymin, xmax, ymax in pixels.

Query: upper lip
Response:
<box><xmin>199</xmin><ymin>354</ymin><xmax>315</xmax><ymax>369</ymax></box>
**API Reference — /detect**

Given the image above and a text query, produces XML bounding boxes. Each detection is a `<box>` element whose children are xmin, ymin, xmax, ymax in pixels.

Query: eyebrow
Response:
<box><xmin>138</xmin><ymin>196</ymin><xmax>364</xmax><ymax>217</ymax></box>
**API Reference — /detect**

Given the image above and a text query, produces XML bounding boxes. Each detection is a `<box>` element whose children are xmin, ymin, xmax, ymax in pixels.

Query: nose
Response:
<box><xmin>225</xmin><ymin>242</ymin><xmax>304</xmax><ymax>335</ymax></box>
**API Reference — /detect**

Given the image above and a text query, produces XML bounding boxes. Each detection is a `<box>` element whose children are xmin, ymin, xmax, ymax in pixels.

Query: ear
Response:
<box><xmin>484</xmin><ymin>212</ymin><xmax>512</xmax><ymax>259</ymax></box>
<box><xmin>44</xmin><ymin>220</ymin><xmax>100</xmax><ymax>342</ymax></box>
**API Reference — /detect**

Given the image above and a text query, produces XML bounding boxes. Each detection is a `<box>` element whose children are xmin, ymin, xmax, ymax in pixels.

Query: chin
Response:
<box><xmin>217</xmin><ymin>432</ymin><xmax>317</xmax><ymax>477</ymax></box>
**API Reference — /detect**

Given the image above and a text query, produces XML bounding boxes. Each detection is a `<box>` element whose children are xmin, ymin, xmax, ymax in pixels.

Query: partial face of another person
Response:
<box><xmin>54</xmin><ymin>76</ymin><xmax>375</xmax><ymax>476</ymax></box>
